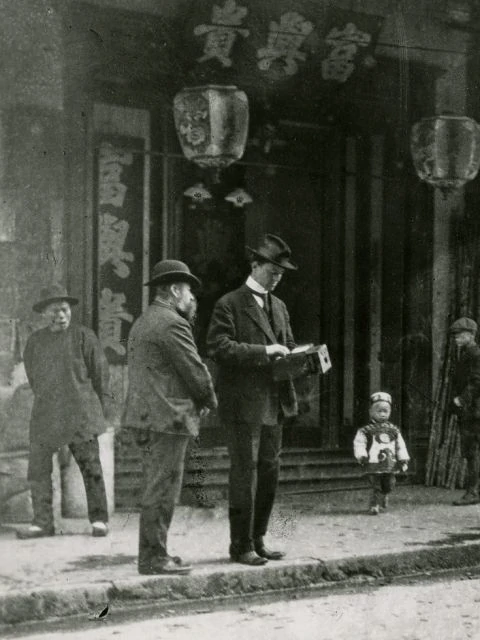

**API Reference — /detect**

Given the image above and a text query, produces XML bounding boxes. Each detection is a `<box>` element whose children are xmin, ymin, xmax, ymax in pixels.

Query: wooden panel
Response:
<box><xmin>369</xmin><ymin>135</ymin><xmax>384</xmax><ymax>393</ymax></box>
<box><xmin>402</xmin><ymin>175</ymin><xmax>433</xmax><ymax>445</ymax></box>
<box><xmin>343</xmin><ymin>137</ymin><xmax>356</xmax><ymax>429</ymax></box>
<box><xmin>320</xmin><ymin>131</ymin><xmax>344</xmax><ymax>448</ymax></box>
<box><xmin>381</xmin><ymin>136</ymin><xmax>406</xmax><ymax>425</ymax></box>
<box><xmin>353</xmin><ymin>136</ymin><xmax>372</xmax><ymax>425</ymax></box>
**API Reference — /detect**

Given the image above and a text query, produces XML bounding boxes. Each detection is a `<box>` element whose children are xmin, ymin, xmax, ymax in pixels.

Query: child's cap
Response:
<box><xmin>370</xmin><ymin>391</ymin><xmax>392</xmax><ymax>405</ymax></box>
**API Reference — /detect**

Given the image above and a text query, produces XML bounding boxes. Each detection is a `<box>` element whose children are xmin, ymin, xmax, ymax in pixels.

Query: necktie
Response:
<box><xmin>263</xmin><ymin>293</ymin><xmax>272</xmax><ymax>320</ymax></box>
<box><xmin>248</xmin><ymin>289</ymin><xmax>272</xmax><ymax>323</ymax></box>
<box><xmin>258</xmin><ymin>292</ymin><xmax>273</xmax><ymax>326</ymax></box>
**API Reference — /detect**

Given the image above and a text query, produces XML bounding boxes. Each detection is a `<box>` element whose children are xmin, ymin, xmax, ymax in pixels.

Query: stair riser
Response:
<box><xmin>116</xmin><ymin>478</ymin><xmax>369</xmax><ymax>510</ymax></box>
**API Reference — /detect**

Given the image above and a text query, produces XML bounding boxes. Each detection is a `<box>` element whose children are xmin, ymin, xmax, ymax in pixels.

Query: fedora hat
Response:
<box><xmin>144</xmin><ymin>259</ymin><xmax>202</xmax><ymax>288</ymax></box>
<box><xmin>246</xmin><ymin>234</ymin><xmax>298</xmax><ymax>271</ymax></box>
<box><xmin>33</xmin><ymin>284</ymin><xmax>79</xmax><ymax>313</ymax></box>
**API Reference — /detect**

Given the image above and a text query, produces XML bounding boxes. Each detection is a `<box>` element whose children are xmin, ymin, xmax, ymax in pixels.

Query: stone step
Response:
<box><xmin>117</xmin><ymin>447</ymin><xmax>357</xmax><ymax>467</ymax></box>
<box><xmin>117</xmin><ymin>460</ymin><xmax>361</xmax><ymax>481</ymax></box>
<box><xmin>114</xmin><ymin>447</ymin><xmax>366</xmax><ymax>510</ymax></box>
<box><xmin>118</xmin><ymin>446</ymin><xmax>352</xmax><ymax>464</ymax></box>
<box><xmin>116</xmin><ymin>456</ymin><xmax>358</xmax><ymax>475</ymax></box>
<box><xmin>115</xmin><ymin>474</ymin><xmax>369</xmax><ymax>510</ymax></box>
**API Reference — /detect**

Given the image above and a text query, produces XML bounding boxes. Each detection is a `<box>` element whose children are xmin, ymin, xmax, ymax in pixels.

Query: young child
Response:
<box><xmin>353</xmin><ymin>392</ymin><xmax>410</xmax><ymax>515</ymax></box>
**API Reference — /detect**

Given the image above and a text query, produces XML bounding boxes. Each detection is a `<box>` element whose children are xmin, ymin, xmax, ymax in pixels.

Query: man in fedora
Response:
<box><xmin>449</xmin><ymin>317</ymin><xmax>480</xmax><ymax>506</ymax></box>
<box><xmin>122</xmin><ymin>259</ymin><xmax>217</xmax><ymax>575</ymax></box>
<box><xmin>207</xmin><ymin>234</ymin><xmax>298</xmax><ymax>566</ymax></box>
<box><xmin>17</xmin><ymin>284</ymin><xmax>110</xmax><ymax>539</ymax></box>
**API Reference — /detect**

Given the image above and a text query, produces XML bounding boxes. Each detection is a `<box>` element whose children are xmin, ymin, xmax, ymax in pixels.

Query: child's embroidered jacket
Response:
<box><xmin>353</xmin><ymin>421</ymin><xmax>410</xmax><ymax>474</ymax></box>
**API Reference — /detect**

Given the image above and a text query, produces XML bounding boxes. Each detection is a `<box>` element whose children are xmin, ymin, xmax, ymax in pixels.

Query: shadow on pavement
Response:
<box><xmin>62</xmin><ymin>553</ymin><xmax>137</xmax><ymax>571</ymax></box>
<box><xmin>404</xmin><ymin>528</ymin><xmax>480</xmax><ymax>547</ymax></box>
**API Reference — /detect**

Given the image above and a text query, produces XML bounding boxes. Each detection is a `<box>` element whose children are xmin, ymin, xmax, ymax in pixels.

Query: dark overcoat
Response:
<box><xmin>206</xmin><ymin>284</ymin><xmax>298</xmax><ymax>425</ymax></box>
<box><xmin>23</xmin><ymin>324</ymin><xmax>110</xmax><ymax>449</ymax></box>
<box><xmin>122</xmin><ymin>300</ymin><xmax>217</xmax><ymax>436</ymax></box>
<box><xmin>453</xmin><ymin>342</ymin><xmax>480</xmax><ymax>427</ymax></box>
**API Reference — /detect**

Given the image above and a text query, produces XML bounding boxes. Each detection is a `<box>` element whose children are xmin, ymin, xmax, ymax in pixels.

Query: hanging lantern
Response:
<box><xmin>410</xmin><ymin>115</ymin><xmax>480</xmax><ymax>197</ymax></box>
<box><xmin>173</xmin><ymin>85</ymin><xmax>249</xmax><ymax>181</ymax></box>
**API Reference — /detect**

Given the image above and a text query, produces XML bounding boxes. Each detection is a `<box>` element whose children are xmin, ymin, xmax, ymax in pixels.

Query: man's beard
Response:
<box><xmin>177</xmin><ymin>301</ymin><xmax>197</xmax><ymax>326</ymax></box>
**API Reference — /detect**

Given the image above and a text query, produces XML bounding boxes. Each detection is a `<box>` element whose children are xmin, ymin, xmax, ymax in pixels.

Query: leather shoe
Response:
<box><xmin>230</xmin><ymin>550</ymin><xmax>268</xmax><ymax>566</ymax></box>
<box><xmin>139</xmin><ymin>555</ymin><xmax>192</xmax><ymax>575</ymax></box>
<box><xmin>453</xmin><ymin>493</ymin><xmax>480</xmax><ymax>506</ymax></box>
<box><xmin>16</xmin><ymin>525</ymin><xmax>55</xmax><ymax>540</ymax></box>
<box><xmin>255</xmin><ymin>545</ymin><xmax>285</xmax><ymax>560</ymax></box>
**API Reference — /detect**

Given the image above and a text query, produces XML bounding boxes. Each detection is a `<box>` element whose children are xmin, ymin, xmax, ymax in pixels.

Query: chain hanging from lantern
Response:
<box><xmin>410</xmin><ymin>115</ymin><xmax>480</xmax><ymax>197</ymax></box>
<box><xmin>173</xmin><ymin>84</ymin><xmax>249</xmax><ymax>183</ymax></box>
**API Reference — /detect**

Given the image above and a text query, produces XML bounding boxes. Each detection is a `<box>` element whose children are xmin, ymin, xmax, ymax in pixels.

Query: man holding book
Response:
<box><xmin>207</xmin><ymin>234</ymin><xmax>298</xmax><ymax>566</ymax></box>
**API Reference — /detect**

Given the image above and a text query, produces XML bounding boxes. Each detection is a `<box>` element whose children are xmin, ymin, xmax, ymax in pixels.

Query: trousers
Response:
<box><xmin>225</xmin><ymin>420</ymin><xmax>282</xmax><ymax>554</ymax></box>
<box><xmin>138</xmin><ymin>431</ymin><xmax>190</xmax><ymax>568</ymax></box>
<box><xmin>459</xmin><ymin>430</ymin><xmax>480</xmax><ymax>495</ymax></box>
<box><xmin>28</xmin><ymin>436</ymin><xmax>108</xmax><ymax>531</ymax></box>
<box><xmin>368</xmin><ymin>473</ymin><xmax>396</xmax><ymax>506</ymax></box>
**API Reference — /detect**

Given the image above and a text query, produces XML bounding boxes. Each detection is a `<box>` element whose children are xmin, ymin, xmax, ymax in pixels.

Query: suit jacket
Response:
<box><xmin>453</xmin><ymin>342</ymin><xmax>480</xmax><ymax>424</ymax></box>
<box><xmin>206</xmin><ymin>284</ymin><xmax>298</xmax><ymax>425</ymax></box>
<box><xmin>122</xmin><ymin>300</ymin><xmax>217</xmax><ymax>437</ymax></box>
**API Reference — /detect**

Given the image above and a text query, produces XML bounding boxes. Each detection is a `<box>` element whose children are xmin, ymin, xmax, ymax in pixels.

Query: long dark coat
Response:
<box><xmin>23</xmin><ymin>324</ymin><xmax>110</xmax><ymax>449</ymax></box>
<box><xmin>206</xmin><ymin>284</ymin><xmax>298</xmax><ymax>425</ymax></box>
<box><xmin>453</xmin><ymin>342</ymin><xmax>480</xmax><ymax>428</ymax></box>
<box><xmin>122</xmin><ymin>300</ymin><xmax>217</xmax><ymax>436</ymax></box>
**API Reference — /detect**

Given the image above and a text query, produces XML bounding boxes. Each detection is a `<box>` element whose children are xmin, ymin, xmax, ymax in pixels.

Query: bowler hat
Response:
<box><xmin>144</xmin><ymin>259</ymin><xmax>202</xmax><ymax>288</ymax></box>
<box><xmin>246</xmin><ymin>234</ymin><xmax>298</xmax><ymax>271</ymax></box>
<box><xmin>33</xmin><ymin>284</ymin><xmax>79</xmax><ymax>313</ymax></box>
<box><xmin>449</xmin><ymin>317</ymin><xmax>478</xmax><ymax>334</ymax></box>
<box><xmin>370</xmin><ymin>391</ymin><xmax>392</xmax><ymax>405</ymax></box>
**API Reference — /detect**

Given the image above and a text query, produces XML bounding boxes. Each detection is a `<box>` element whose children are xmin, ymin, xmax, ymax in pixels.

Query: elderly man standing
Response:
<box><xmin>17</xmin><ymin>284</ymin><xmax>110</xmax><ymax>539</ymax></box>
<box><xmin>122</xmin><ymin>260</ymin><xmax>217</xmax><ymax>575</ymax></box>
<box><xmin>450</xmin><ymin>317</ymin><xmax>480</xmax><ymax>506</ymax></box>
<box><xmin>207</xmin><ymin>234</ymin><xmax>298</xmax><ymax>566</ymax></box>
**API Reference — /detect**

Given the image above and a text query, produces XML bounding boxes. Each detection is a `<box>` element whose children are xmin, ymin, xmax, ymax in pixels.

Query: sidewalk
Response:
<box><xmin>2</xmin><ymin>485</ymin><xmax>480</xmax><ymax>627</ymax></box>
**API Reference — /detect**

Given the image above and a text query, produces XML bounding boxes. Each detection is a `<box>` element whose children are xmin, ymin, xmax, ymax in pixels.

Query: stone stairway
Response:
<box><xmin>115</xmin><ymin>446</ymin><xmax>368</xmax><ymax>511</ymax></box>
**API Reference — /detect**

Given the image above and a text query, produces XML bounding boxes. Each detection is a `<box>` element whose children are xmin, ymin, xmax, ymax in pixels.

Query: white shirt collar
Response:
<box><xmin>246</xmin><ymin>275</ymin><xmax>268</xmax><ymax>295</ymax></box>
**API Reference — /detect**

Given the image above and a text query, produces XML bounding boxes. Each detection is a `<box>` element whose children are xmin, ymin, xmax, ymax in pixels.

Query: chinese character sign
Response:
<box><xmin>322</xmin><ymin>21</ymin><xmax>372</xmax><ymax>83</ymax></box>
<box><xmin>185</xmin><ymin>2</ymin><xmax>383</xmax><ymax>90</ymax></box>
<box><xmin>193</xmin><ymin>0</ymin><xmax>250</xmax><ymax>67</ymax></box>
<box><xmin>96</xmin><ymin>136</ymin><xmax>145</xmax><ymax>364</ymax></box>
<box><xmin>257</xmin><ymin>12</ymin><xmax>314</xmax><ymax>77</ymax></box>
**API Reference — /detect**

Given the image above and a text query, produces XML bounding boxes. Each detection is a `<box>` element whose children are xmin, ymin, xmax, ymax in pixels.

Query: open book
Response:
<box><xmin>291</xmin><ymin>344</ymin><xmax>314</xmax><ymax>354</ymax></box>
<box><xmin>272</xmin><ymin>344</ymin><xmax>332</xmax><ymax>381</ymax></box>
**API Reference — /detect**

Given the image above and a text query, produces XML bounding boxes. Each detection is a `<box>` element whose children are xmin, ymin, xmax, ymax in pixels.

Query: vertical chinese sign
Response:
<box><xmin>93</xmin><ymin>104</ymin><xmax>150</xmax><ymax>364</ymax></box>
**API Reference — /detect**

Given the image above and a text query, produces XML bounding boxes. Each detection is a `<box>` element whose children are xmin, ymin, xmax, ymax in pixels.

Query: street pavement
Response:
<box><xmin>2</xmin><ymin>485</ymin><xmax>480</xmax><ymax>628</ymax></box>
<box><xmin>9</xmin><ymin>574</ymin><xmax>480</xmax><ymax>640</ymax></box>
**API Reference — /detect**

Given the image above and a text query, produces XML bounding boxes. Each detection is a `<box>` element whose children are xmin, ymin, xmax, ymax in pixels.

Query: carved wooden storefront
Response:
<box><xmin>64</xmin><ymin>2</ymin><xmax>438</xmax><ymax>506</ymax></box>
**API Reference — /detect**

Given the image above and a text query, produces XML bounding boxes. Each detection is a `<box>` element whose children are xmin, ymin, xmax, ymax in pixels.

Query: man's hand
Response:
<box><xmin>266</xmin><ymin>344</ymin><xmax>290</xmax><ymax>357</ymax></box>
<box><xmin>199</xmin><ymin>407</ymin><xmax>210</xmax><ymax>418</ymax></box>
<box><xmin>400</xmin><ymin>462</ymin><xmax>409</xmax><ymax>473</ymax></box>
<box><xmin>453</xmin><ymin>397</ymin><xmax>463</xmax><ymax>408</ymax></box>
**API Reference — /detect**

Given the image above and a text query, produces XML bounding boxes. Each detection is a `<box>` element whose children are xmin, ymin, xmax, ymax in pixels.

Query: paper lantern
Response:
<box><xmin>173</xmin><ymin>85</ymin><xmax>249</xmax><ymax>180</ymax></box>
<box><xmin>410</xmin><ymin>115</ymin><xmax>480</xmax><ymax>196</ymax></box>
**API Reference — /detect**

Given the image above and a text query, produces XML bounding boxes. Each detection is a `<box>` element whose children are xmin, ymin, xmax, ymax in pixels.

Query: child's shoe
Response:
<box><xmin>369</xmin><ymin>505</ymin><xmax>380</xmax><ymax>515</ymax></box>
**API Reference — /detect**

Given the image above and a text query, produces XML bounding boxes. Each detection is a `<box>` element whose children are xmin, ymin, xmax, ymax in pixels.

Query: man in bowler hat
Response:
<box><xmin>450</xmin><ymin>317</ymin><xmax>480</xmax><ymax>505</ymax></box>
<box><xmin>122</xmin><ymin>260</ymin><xmax>217</xmax><ymax>575</ymax></box>
<box><xmin>207</xmin><ymin>234</ymin><xmax>298</xmax><ymax>566</ymax></box>
<box><xmin>17</xmin><ymin>284</ymin><xmax>110</xmax><ymax>539</ymax></box>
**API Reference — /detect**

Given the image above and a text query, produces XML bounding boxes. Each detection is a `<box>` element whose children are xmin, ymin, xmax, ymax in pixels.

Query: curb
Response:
<box><xmin>2</xmin><ymin>543</ymin><xmax>480</xmax><ymax>626</ymax></box>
